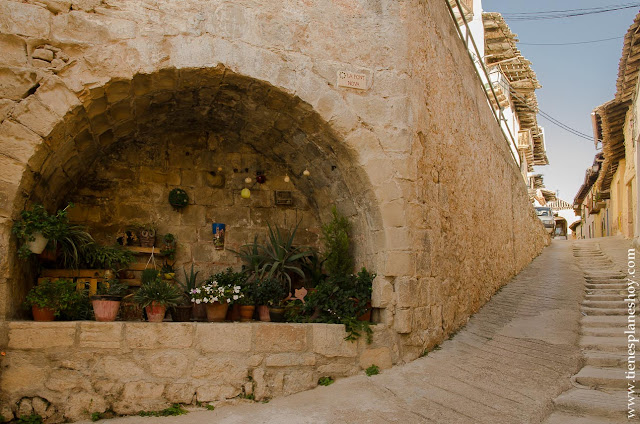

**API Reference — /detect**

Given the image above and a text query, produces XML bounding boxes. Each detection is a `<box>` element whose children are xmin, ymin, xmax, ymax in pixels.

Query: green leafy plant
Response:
<box><xmin>94</xmin><ymin>279</ymin><xmax>129</xmax><ymax>298</ymax></box>
<box><xmin>304</xmin><ymin>268</ymin><xmax>375</xmax><ymax>342</ymax></box>
<box><xmin>365</xmin><ymin>365</ymin><xmax>380</xmax><ymax>377</ymax></box>
<box><xmin>90</xmin><ymin>412</ymin><xmax>101</xmax><ymax>422</ymax></box>
<box><xmin>141</xmin><ymin>269</ymin><xmax>160</xmax><ymax>285</ymax></box>
<box><xmin>16</xmin><ymin>414</ymin><xmax>42</xmax><ymax>424</ymax></box>
<box><xmin>233</xmin><ymin>236</ymin><xmax>264</xmax><ymax>278</ymax></box>
<box><xmin>24</xmin><ymin>279</ymin><xmax>82</xmax><ymax>316</ymax></box>
<box><xmin>160</xmin><ymin>233</ymin><xmax>177</xmax><ymax>260</ymax></box>
<box><xmin>318</xmin><ymin>376</ymin><xmax>334</xmax><ymax>386</ymax></box>
<box><xmin>161</xmin><ymin>261</ymin><xmax>175</xmax><ymax>275</ymax></box>
<box><xmin>206</xmin><ymin>404</ymin><xmax>215</xmax><ymax>411</ymax></box>
<box><xmin>176</xmin><ymin>264</ymin><xmax>200</xmax><ymax>304</ymax></box>
<box><xmin>321</xmin><ymin>207</ymin><xmax>352</xmax><ymax>277</ymax></box>
<box><xmin>133</xmin><ymin>276</ymin><xmax>182</xmax><ymax>308</ymax></box>
<box><xmin>254</xmin><ymin>278</ymin><xmax>287</xmax><ymax>307</ymax></box>
<box><xmin>12</xmin><ymin>203</ymin><xmax>93</xmax><ymax>262</ymax></box>
<box><xmin>80</xmin><ymin>244</ymin><xmax>134</xmax><ymax>271</ymax></box>
<box><xmin>138</xmin><ymin>404</ymin><xmax>187</xmax><ymax>417</ymax></box>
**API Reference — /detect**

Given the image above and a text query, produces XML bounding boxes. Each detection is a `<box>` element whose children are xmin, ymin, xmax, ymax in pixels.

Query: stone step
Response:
<box><xmin>585</xmin><ymin>292</ymin><xmax>628</xmax><ymax>299</ymax></box>
<box><xmin>585</xmin><ymin>284</ymin><xmax>629</xmax><ymax>291</ymax></box>
<box><xmin>582</xmin><ymin>300</ymin><xmax>635</xmax><ymax>309</ymax></box>
<box><xmin>582</xmin><ymin>316</ymin><xmax>630</xmax><ymax>328</ymax></box>
<box><xmin>574</xmin><ymin>366</ymin><xmax>627</xmax><ymax>389</ymax></box>
<box><xmin>581</xmin><ymin>327</ymin><xmax>627</xmax><ymax>337</ymax></box>
<box><xmin>554</xmin><ymin>388</ymin><xmax>628</xmax><ymax>418</ymax></box>
<box><xmin>584</xmin><ymin>351</ymin><xmax>627</xmax><ymax>367</ymax></box>
<box><xmin>581</xmin><ymin>307</ymin><xmax>628</xmax><ymax>316</ymax></box>
<box><xmin>580</xmin><ymin>336</ymin><xmax>628</xmax><ymax>353</ymax></box>
<box><xmin>545</xmin><ymin>411</ymin><xmax>630</xmax><ymax>424</ymax></box>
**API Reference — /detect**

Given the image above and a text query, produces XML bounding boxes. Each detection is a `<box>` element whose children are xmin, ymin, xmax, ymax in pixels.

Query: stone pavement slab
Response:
<box><xmin>84</xmin><ymin>239</ymin><xmax>585</xmax><ymax>424</ymax></box>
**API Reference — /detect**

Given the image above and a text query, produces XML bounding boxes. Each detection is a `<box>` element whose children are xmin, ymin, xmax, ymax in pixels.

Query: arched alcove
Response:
<box><xmin>4</xmin><ymin>66</ymin><xmax>383</xmax><ymax>318</ymax></box>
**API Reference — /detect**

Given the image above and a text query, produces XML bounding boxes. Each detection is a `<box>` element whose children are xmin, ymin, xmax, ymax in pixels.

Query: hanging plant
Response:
<box><xmin>168</xmin><ymin>188</ymin><xmax>189</xmax><ymax>209</ymax></box>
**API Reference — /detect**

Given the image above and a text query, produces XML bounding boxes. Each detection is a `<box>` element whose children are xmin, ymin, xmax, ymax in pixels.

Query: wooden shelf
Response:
<box><xmin>119</xmin><ymin>279</ymin><xmax>142</xmax><ymax>287</ymax></box>
<box><xmin>41</xmin><ymin>269</ymin><xmax>107</xmax><ymax>278</ymax></box>
<box><xmin>124</xmin><ymin>246</ymin><xmax>165</xmax><ymax>255</ymax></box>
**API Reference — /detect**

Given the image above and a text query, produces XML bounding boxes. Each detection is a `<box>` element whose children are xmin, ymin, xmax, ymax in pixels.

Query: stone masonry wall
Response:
<box><xmin>0</xmin><ymin>321</ymin><xmax>394</xmax><ymax>422</ymax></box>
<box><xmin>0</xmin><ymin>0</ymin><xmax>549</xmax><ymax>418</ymax></box>
<box><xmin>67</xmin><ymin>130</ymin><xmax>322</xmax><ymax>276</ymax></box>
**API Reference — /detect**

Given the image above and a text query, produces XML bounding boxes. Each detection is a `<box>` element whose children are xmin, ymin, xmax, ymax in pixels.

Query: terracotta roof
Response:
<box><xmin>573</xmin><ymin>152</ymin><xmax>604</xmax><ymax>208</ymax></box>
<box><xmin>616</xmin><ymin>12</ymin><xmax>640</xmax><ymax>103</ymax></box>
<box><xmin>482</xmin><ymin>12</ymin><xmax>548</xmax><ymax>168</ymax></box>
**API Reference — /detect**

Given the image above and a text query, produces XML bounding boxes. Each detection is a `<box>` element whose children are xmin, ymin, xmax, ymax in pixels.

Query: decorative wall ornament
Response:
<box><xmin>212</xmin><ymin>223</ymin><xmax>226</xmax><ymax>250</ymax></box>
<box><xmin>168</xmin><ymin>188</ymin><xmax>189</xmax><ymax>209</ymax></box>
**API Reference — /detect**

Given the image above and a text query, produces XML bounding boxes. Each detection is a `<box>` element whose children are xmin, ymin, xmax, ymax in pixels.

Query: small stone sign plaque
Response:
<box><xmin>337</xmin><ymin>71</ymin><xmax>368</xmax><ymax>90</ymax></box>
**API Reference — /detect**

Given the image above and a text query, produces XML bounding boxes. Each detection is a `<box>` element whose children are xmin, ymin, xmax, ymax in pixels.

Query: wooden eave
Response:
<box><xmin>616</xmin><ymin>13</ymin><xmax>640</xmax><ymax>103</ymax></box>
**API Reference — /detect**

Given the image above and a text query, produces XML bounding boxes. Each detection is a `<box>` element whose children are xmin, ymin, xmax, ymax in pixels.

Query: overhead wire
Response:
<box><xmin>519</xmin><ymin>36</ymin><xmax>623</xmax><ymax>46</ymax></box>
<box><xmin>501</xmin><ymin>2</ymin><xmax>640</xmax><ymax>21</ymax></box>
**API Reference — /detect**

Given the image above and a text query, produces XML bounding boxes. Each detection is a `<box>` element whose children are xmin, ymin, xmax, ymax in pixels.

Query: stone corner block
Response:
<box><xmin>195</xmin><ymin>323</ymin><xmax>251</xmax><ymax>353</ymax></box>
<box><xmin>393</xmin><ymin>308</ymin><xmax>413</xmax><ymax>334</ymax></box>
<box><xmin>125</xmin><ymin>322</ymin><xmax>194</xmax><ymax>349</ymax></box>
<box><xmin>78</xmin><ymin>321</ymin><xmax>123</xmax><ymax>348</ymax></box>
<box><xmin>253</xmin><ymin>323</ymin><xmax>308</xmax><ymax>353</ymax></box>
<box><xmin>311</xmin><ymin>324</ymin><xmax>357</xmax><ymax>358</ymax></box>
<box><xmin>359</xmin><ymin>347</ymin><xmax>393</xmax><ymax>370</ymax></box>
<box><xmin>8</xmin><ymin>321</ymin><xmax>76</xmax><ymax>349</ymax></box>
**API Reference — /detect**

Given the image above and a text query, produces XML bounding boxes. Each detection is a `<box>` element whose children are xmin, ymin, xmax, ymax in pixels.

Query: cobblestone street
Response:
<box><xmin>84</xmin><ymin>237</ymin><xmax>634</xmax><ymax>423</ymax></box>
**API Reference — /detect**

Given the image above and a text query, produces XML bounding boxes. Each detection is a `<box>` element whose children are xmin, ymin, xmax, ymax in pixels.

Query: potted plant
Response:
<box><xmin>80</xmin><ymin>244</ymin><xmax>135</xmax><ymax>271</ymax></box>
<box><xmin>160</xmin><ymin>233</ymin><xmax>177</xmax><ymax>261</ymax></box>
<box><xmin>161</xmin><ymin>261</ymin><xmax>175</xmax><ymax>280</ymax></box>
<box><xmin>133</xmin><ymin>275</ymin><xmax>182</xmax><ymax>322</ymax></box>
<box><xmin>172</xmin><ymin>264</ymin><xmax>200</xmax><ymax>322</ymax></box>
<box><xmin>255</xmin><ymin>278</ymin><xmax>287</xmax><ymax>322</ymax></box>
<box><xmin>24</xmin><ymin>279</ymin><xmax>79</xmax><ymax>321</ymax></box>
<box><xmin>238</xmin><ymin>280</ymin><xmax>256</xmax><ymax>322</ymax></box>
<box><xmin>212</xmin><ymin>268</ymin><xmax>246</xmax><ymax>321</ymax></box>
<box><xmin>91</xmin><ymin>279</ymin><xmax>128</xmax><ymax>321</ymax></box>
<box><xmin>191</xmin><ymin>277</ymin><xmax>243</xmax><ymax>322</ymax></box>
<box><xmin>12</xmin><ymin>203</ymin><xmax>86</xmax><ymax>258</ymax></box>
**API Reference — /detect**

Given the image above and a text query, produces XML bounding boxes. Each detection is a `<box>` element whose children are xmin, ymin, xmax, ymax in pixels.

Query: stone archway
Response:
<box><xmin>0</xmin><ymin>66</ymin><xmax>384</xmax><ymax>319</ymax></box>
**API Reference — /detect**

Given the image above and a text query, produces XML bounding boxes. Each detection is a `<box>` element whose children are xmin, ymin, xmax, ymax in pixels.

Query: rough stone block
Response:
<box><xmin>311</xmin><ymin>324</ymin><xmax>357</xmax><ymax>357</ymax></box>
<box><xmin>125</xmin><ymin>322</ymin><xmax>194</xmax><ymax>349</ymax></box>
<box><xmin>0</xmin><ymin>2</ymin><xmax>51</xmax><ymax>38</ymax></box>
<box><xmin>146</xmin><ymin>351</ymin><xmax>189</xmax><ymax>378</ymax></box>
<box><xmin>196</xmin><ymin>323</ymin><xmax>251</xmax><ymax>353</ymax></box>
<box><xmin>8</xmin><ymin>322</ymin><xmax>76</xmax><ymax>349</ymax></box>
<box><xmin>384</xmin><ymin>251</ymin><xmax>414</xmax><ymax>277</ymax></box>
<box><xmin>394</xmin><ymin>308</ymin><xmax>413</xmax><ymax>334</ymax></box>
<box><xmin>0</xmin><ymin>120</ymin><xmax>42</xmax><ymax>165</ymax></box>
<box><xmin>195</xmin><ymin>356</ymin><xmax>248</xmax><ymax>383</ymax></box>
<box><xmin>380</xmin><ymin>200</ymin><xmax>406</xmax><ymax>228</ymax></box>
<box><xmin>283</xmin><ymin>370</ymin><xmax>315</xmax><ymax>396</ymax></box>
<box><xmin>395</xmin><ymin>276</ymin><xmax>418</xmax><ymax>308</ymax></box>
<box><xmin>13</xmin><ymin>96</ymin><xmax>60</xmax><ymax>137</ymax></box>
<box><xmin>121</xmin><ymin>381</ymin><xmax>166</xmax><ymax>401</ymax></box>
<box><xmin>0</xmin><ymin>356</ymin><xmax>46</xmax><ymax>393</ymax></box>
<box><xmin>95</xmin><ymin>357</ymin><xmax>144</xmax><ymax>378</ymax></box>
<box><xmin>35</xmin><ymin>77</ymin><xmax>81</xmax><ymax>117</ymax></box>
<box><xmin>78</xmin><ymin>321</ymin><xmax>122</xmax><ymax>348</ymax></box>
<box><xmin>0</xmin><ymin>34</ymin><xmax>27</xmax><ymax>67</ymax></box>
<box><xmin>0</xmin><ymin>155</ymin><xmax>25</xmax><ymax>184</ymax></box>
<box><xmin>45</xmin><ymin>369</ymin><xmax>90</xmax><ymax>392</ymax></box>
<box><xmin>316</xmin><ymin>362</ymin><xmax>358</xmax><ymax>377</ymax></box>
<box><xmin>265</xmin><ymin>353</ymin><xmax>316</xmax><ymax>367</ymax></box>
<box><xmin>164</xmin><ymin>383</ymin><xmax>195</xmax><ymax>404</ymax></box>
<box><xmin>412</xmin><ymin>306</ymin><xmax>431</xmax><ymax>330</ymax></box>
<box><xmin>371</xmin><ymin>275</ymin><xmax>394</xmax><ymax>308</ymax></box>
<box><xmin>359</xmin><ymin>347</ymin><xmax>393</xmax><ymax>370</ymax></box>
<box><xmin>195</xmin><ymin>384</ymin><xmax>240</xmax><ymax>402</ymax></box>
<box><xmin>0</xmin><ymin>67</ymin><xmax>38</xmax><ymax>101</ymax></box>
<box><xmin>254</xmin><ymin>323</ymin><xmax>308</xmax><ymax>352</ymax></box>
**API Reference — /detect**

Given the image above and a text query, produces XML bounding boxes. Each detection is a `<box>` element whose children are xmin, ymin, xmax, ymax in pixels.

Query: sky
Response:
<box><xmin>482</xmin><ymin>0</ymin><xmax>639</xmax><ymax>204</ymax></box>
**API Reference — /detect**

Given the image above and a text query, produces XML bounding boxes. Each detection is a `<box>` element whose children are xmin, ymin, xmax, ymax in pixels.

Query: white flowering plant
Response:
<box><xmin>190</xmin><ymin>278</ymin><xmax>243</xmax><ymax>305</ymax></box>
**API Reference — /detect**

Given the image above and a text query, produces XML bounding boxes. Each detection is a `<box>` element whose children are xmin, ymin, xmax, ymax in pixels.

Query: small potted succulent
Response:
<box><xmin>255</xmin><ymin>278</ymin><xmax>287</xmax><ymax>322</ymax></box>
<box><xmin>238</xmin><ymin>280</ymin><xmax>256</xmax><ymax>322</ymax></box>
<box><xmin>191</xmin><ymin>277</ymin><xmax>243</xmax><ymax>322</ymax></box>
<box><xmin>91</xmin><ymin>279</ymin><xmax>129</xmax><ymax>321</ymax></box>
<box><xmin>160</xmin><ymin>233</ymin><xmax>177</xmax><ymax>261</ymax></box>
<box><xmin>172</xmin><ymin>264</ymin><xmax>200</xmax><ymax>322</ymax></box>
<box><xmin>161</xmin><ymin>261</ymin><xmax>175</xmax><ymax>280</ymax></box>
<box><xmin>24</xmin><ymin>279</ymin><xmax>78</xmax><ymax>321</ymax></box>
<box><xmin>133</xmin><ymin>275</ymin><xmax>182</xmax><ymax>322</ymax></box>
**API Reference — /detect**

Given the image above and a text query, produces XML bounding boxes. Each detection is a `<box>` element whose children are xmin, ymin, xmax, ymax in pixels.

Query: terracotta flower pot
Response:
<box><xmin>145</xmin><ymin>302</ymin><xmax>167</xmax><ymax>322</ymax></box>
<box><xmin>32</xmin><ymin>305</ymin><xmax>55</xmax><ymax>321</ymax></box>
<box><xmin>192</xmin><ymin>303</ymin><xmax>207</xmax><ymax>321</ymax></box>
<box><xmin>205</xmin><ymin>302</ymin><xmax>229</xmax><ymax>322</ymax></box>
<box><xmin>358</xmin><ymin>301</ymin><xmax>372</xmax><ymax>322</ymax></box>
<box><xmin>171</xmin><ymin>305</ymin><xmax>193</xmax><ymax>322</ymax></box>
<box><xmin>226</xmin><ymin>303</ymin><xmax>241</xmax><ymax>321</ymax></box>
<box><xmin>268</xmin><ymin>307</ymin><xmax>285</xmax><ymax>322</ymax></box>
<box><xmin>91</xmin><ymin>297</ymin><xmax>121</xmax><ymax>322</ymax></box>
<box><xmin>239</xmin><ymin>305</ymin><xmax>255</xmax><ymax>322</ymax></box>
<box><xmin>257</xmin><ymin>305</ymin><xmax>271</xmax><ymax>322</ymax></box>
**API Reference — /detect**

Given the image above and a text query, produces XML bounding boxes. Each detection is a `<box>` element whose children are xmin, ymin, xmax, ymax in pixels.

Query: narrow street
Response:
<box><xmin>87</xmin><ymin>238</ymin><xmax>634</xmax><ymax>423</ymax></box>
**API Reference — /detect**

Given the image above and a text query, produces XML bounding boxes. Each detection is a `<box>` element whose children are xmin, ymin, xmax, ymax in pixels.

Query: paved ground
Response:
<box><xmin>87</xmin><ymin>238</ymin><xmax>633</xmax><ymax>424</ymax></box>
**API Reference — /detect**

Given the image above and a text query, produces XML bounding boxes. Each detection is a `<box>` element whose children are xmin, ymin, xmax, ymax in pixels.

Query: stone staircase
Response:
<box><xmin>545</xmin><ymin>243</ymin><xmax>637</xmax><ymax>423</ymax></box>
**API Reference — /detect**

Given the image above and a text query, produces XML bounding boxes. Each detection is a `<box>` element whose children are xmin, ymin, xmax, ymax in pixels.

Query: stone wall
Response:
<box><xmin>67</xmin><ymin>130</ymin><xmax>322</xmax><ymax>275</ymax></box>
<box><xmin>0</xmin><ymin>321</ymin><xmax>393</xmax><ymax>422</ymax></box>
<box><xmin>0</xmin><ymin>0</ymin><xmax>549</xmax><ymax>418</ymax></box>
